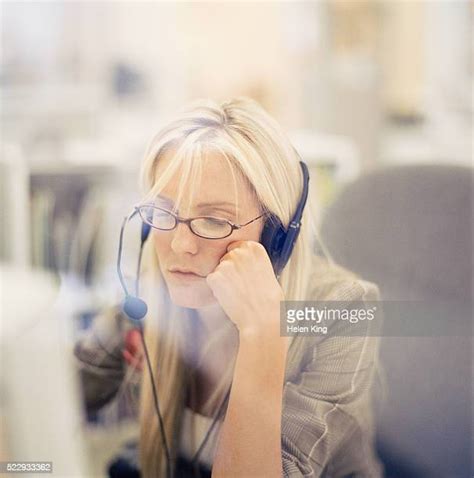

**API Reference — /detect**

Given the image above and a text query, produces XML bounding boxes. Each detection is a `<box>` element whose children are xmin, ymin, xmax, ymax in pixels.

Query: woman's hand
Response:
<box><xmin>123</xmin><ymin>328</ymin><xmax>144</xmax><ymax>371</ymax></box>
<box><xmin>206</xmin><ymin>240</ymin><xmax>284</xmax><ymax>337</ymax></box>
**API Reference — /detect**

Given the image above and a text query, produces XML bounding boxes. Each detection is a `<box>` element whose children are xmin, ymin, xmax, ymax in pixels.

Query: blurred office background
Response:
<box><xmin>0</xmin><ymin>1</ymin><xmax>472</xmax><ymax>477</ymax></box>
<box><xmin>1</xmin><ymin>0</ymin><xmax>471</xmax><ymax>276</ymax></box>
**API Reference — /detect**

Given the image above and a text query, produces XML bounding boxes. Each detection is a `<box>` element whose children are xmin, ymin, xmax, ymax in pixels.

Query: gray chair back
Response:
<box><xmin>320</xmin><ymin>164</ymin><xmax>473</xmax><ymax>478</ymax></box>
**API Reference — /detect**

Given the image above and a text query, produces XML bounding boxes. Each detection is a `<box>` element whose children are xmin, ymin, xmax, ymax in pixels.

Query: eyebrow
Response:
<box><xmin>195</xmin><ymin>201</ymin><xmax>238</xmax><ymax>210</ymax></box>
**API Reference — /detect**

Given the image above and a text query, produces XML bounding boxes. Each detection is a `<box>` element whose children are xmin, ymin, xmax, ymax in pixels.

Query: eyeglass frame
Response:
<box><xmin>136</xmin><ymin>204</ymin><xmax>267</xmax><ymax>240</ymax></box>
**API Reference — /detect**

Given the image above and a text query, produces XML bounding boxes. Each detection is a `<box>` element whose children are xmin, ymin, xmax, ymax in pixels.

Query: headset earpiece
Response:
<box><xmin>260</xmin><ymin>215</ymin><xmax>287</xmax><ymax>273</ymax></box>
<box><xmin>259</xmin><ymin>161</ymin><xmax>310</xmax><ymax>277</ymax></box>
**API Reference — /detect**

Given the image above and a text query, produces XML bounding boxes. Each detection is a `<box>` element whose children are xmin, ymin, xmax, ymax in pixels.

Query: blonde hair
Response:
<box><xmin>134</xmin><ymin>97</ymin><xmax>318</xmax><ymax>477</ymax></box>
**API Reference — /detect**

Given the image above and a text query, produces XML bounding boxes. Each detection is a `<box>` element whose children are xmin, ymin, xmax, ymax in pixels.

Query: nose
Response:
<box><xmin>170</xmin><ymin>221</ymin><xmax>199</xmax><ymax>255</ymax></box>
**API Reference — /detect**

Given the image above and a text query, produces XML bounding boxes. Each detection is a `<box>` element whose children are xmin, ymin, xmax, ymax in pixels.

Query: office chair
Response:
<box><xmin>320</xmin><ymin>164</ymin><xmax>473</xmax><ymax>478</ymax></box>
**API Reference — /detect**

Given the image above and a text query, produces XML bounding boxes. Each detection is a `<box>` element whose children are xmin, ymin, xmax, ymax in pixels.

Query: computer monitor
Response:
<box><xmin>0</xmin><ymin>266</ymin><xmax>91</xmax><ymax>477</ymax></box>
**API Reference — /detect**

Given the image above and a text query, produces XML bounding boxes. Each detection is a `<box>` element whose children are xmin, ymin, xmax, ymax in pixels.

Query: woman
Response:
<box><xmin>74</xmin><ymin>97</ymin><xmax>383</xmax><ymax>477</ymax></box>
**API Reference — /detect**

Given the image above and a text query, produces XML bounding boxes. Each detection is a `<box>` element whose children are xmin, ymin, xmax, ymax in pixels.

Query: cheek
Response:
<box><xmin>233</xmin><ymin>220</ymin><xmax>264</xmax><ymax>243</ymax></box>
<box><xmin>205</xmin><ymin>242</ymin><xmax>228</xmax><ymax>261</ymax></box>
<box><xmin>216</xmin><ymin>221</ymin><xmax>264</xmax><ymax>255</ymax></box>
<box><xmin>153</xmin><ymin>232</ymin><xmax>170</xmax><ymax>259</ymax></box>
<box><xmin>152</xmin><ymin>231</ymin><xmax>227</xmax><ymax>268</ymax></box>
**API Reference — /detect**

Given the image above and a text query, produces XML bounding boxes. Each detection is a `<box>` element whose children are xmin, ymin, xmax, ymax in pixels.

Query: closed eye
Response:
<box><xmin>199</xmin><ymin>209</ymin><xmax>236</xmax><ymax>220</ymax></box>
<box><xmin>201</xmin><ymin>216</ymin><xmax>230</xmax><ymax>225</ymax></box>
<box><xmin>155</xmin><ymin>194</ymin><xmax>238</xmax><ymax>219</ymax></box>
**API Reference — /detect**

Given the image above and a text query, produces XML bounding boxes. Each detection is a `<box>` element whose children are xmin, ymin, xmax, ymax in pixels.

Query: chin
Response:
<box><xmin>167</xmin><ymin>283</ymin><xmax>217</xmax><ymax>309</ymax></box>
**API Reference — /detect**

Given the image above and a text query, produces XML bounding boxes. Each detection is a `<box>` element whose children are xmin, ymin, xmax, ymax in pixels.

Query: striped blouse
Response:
<box><xmin>74</xmin><ymin>255</ymin><xmax>384</xmax><ymax>477</ymax></box>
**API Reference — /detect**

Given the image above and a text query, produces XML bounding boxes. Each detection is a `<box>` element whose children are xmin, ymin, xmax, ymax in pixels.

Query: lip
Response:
<box><xmin>168</xmin><ymin>268</ymin><xmax>205</xmax><ymax>280</ymax></box>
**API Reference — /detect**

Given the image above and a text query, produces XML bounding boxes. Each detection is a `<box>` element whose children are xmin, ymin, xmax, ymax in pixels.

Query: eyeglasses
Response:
<box><xmin>136</xmin><ymin>204</ymin><xmax>266</xmax><ymax>240</ymax></box>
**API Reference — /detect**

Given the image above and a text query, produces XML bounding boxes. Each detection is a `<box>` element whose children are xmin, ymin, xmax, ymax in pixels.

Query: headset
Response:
<box><xmin>116</xmin><ymin>160</ymin><xmax>310</xmax><ymax>478</ymax></box>
<box><xmin>260</xmin><ymin>161</ymin><xmax>310</xmax><ymax>277</ymax></box>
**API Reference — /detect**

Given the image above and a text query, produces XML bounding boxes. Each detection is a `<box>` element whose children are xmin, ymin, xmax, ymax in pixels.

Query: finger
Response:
<box><xmin>206</xmin><ymin>270</ymin><xmax>220</xmax><ymax>288</ymax></box>
<box><xmin>226</xmin><ymin>240</ymin><xmax>247</xmax><ymax>253</ymax></box>
<box><xmin>206</xmin><ymin>271</ymin><xmax>228</xmax><ymax>297</ymax></box>
<box><xmin>132</xmin><ymin>354</ymin><xmax>144</xmax><ymax>371</ymax></box>
<box><xmin>123</xmin><ymin>350</ymin><xmax>144</xmax><ymax>371</ymax></box>
<box><xmin>123</xmin><ymin>349</ymin><xmax>135</xmax><ymax>365</ymax></box>
<box><xmin>125</xmin><ymin>329</ymin><xmax>143</xmax><ymax>354</ymax></box>
<box><xmin>130</xmin><ymin>332</ymin><xmax>143</xmax><ymax>353</ymax></box>
<box><xmin>218</xmin><ymin>241</ymin><xmax>246</xmax><ymax>265</ymax></box>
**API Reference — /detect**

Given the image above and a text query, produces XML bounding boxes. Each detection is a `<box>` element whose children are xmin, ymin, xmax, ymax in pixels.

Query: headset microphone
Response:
<box><xmin>117</xmin><ymin>211</ymin><xmax>151</xmax><ymax>322</ymax></box>
<box><xmin>116</xmin><ymin>210</ymin><xmax>172</xmax><ymax>478</ymax></box>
